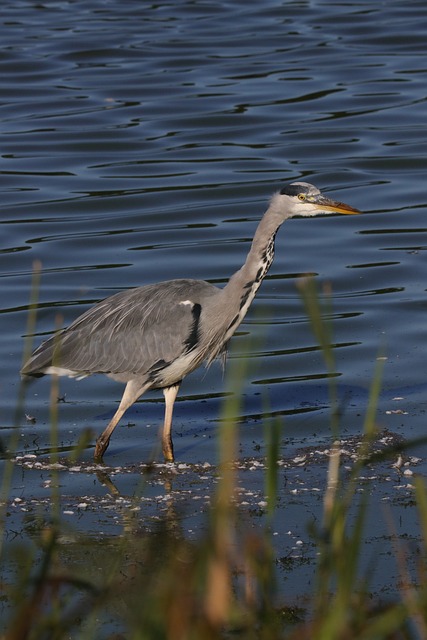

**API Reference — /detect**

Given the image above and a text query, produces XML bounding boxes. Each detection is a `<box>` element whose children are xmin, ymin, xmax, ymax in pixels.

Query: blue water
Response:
<box><xmin>1</xmin><ymin>0</ymin><xmax>427</xmax><ymax>627</ymax></box>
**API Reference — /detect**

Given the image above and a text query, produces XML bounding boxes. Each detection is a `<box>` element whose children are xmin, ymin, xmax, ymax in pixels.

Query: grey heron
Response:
<box><xmin>21</xmin><ymin>182</ymin><xmax>360</xmax><ymax>462</ymax></box>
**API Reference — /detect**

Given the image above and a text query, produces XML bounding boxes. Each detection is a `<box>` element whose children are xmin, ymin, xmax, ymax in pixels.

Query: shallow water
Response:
<box><xmin>1</xmin><ymin>0</ymin><xmax>427</xmax><ymax>630</ymax></box>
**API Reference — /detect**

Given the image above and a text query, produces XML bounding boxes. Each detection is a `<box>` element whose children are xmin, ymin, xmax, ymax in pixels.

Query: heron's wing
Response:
<box><xmin>22</xmin><ymin>279</ymin><xmax>220</xmax><ymax>378</ymax></box>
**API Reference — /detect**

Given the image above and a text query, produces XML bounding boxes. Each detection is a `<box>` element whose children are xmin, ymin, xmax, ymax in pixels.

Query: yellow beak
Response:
<box><xmin>311</xmin><ymin>195</ymin><xmax>361</xmax><ymax>215</ymax></box>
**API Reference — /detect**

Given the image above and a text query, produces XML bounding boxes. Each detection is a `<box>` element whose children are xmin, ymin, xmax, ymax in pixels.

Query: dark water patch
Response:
<box><xmin>5</xmin><ymin>428</ymin><xmax>423</xmax><ymax>606</ymax></box>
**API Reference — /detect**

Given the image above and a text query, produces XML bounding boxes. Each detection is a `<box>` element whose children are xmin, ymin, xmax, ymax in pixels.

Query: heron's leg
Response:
<box><xmin>162</xmin><ymin>383</ymin><xmax>180</xmax><ymax>463</ymax></box>
<box><xmin>94</xmin><ymin>380</ymin><xmax>146</xmax><ymax>461</ymax></box>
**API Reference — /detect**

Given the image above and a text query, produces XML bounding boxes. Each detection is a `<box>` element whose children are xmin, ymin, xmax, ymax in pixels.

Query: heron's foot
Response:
<box><xmin>162</xmin><ymin>436</ymin><xmax>174</xmax><ymax>463</ymax></box>
<box><xmin>94</xmin><ymin>434</ymin><xmax>110</xmax><ymax>462</ymax></box>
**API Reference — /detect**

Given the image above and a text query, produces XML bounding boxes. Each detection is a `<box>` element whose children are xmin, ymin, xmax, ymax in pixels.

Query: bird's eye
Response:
<box><xmin>298</xmin><ymin>193</ymin><xmax>306</xmax><ymax>201</ymax></box>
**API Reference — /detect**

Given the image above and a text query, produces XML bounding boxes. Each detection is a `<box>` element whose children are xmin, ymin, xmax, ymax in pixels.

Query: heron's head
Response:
<box><xmin>274</xmin><ymin>182</ymin><xmax>361</xmax><ymax>219</ymax></box>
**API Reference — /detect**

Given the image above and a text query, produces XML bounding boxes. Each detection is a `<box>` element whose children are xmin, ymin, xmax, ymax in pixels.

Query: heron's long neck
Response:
<box><xmin>220</xmin><ymin>206</ymin><xmax>286</xmax><ymax>339</ymax></box>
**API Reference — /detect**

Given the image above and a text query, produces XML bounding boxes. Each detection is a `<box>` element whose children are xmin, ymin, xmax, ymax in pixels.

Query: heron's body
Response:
<box><xmin>21</xmin><ymin>182</ymin><xmax>360</xmax><ymax>461</ymax></box>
